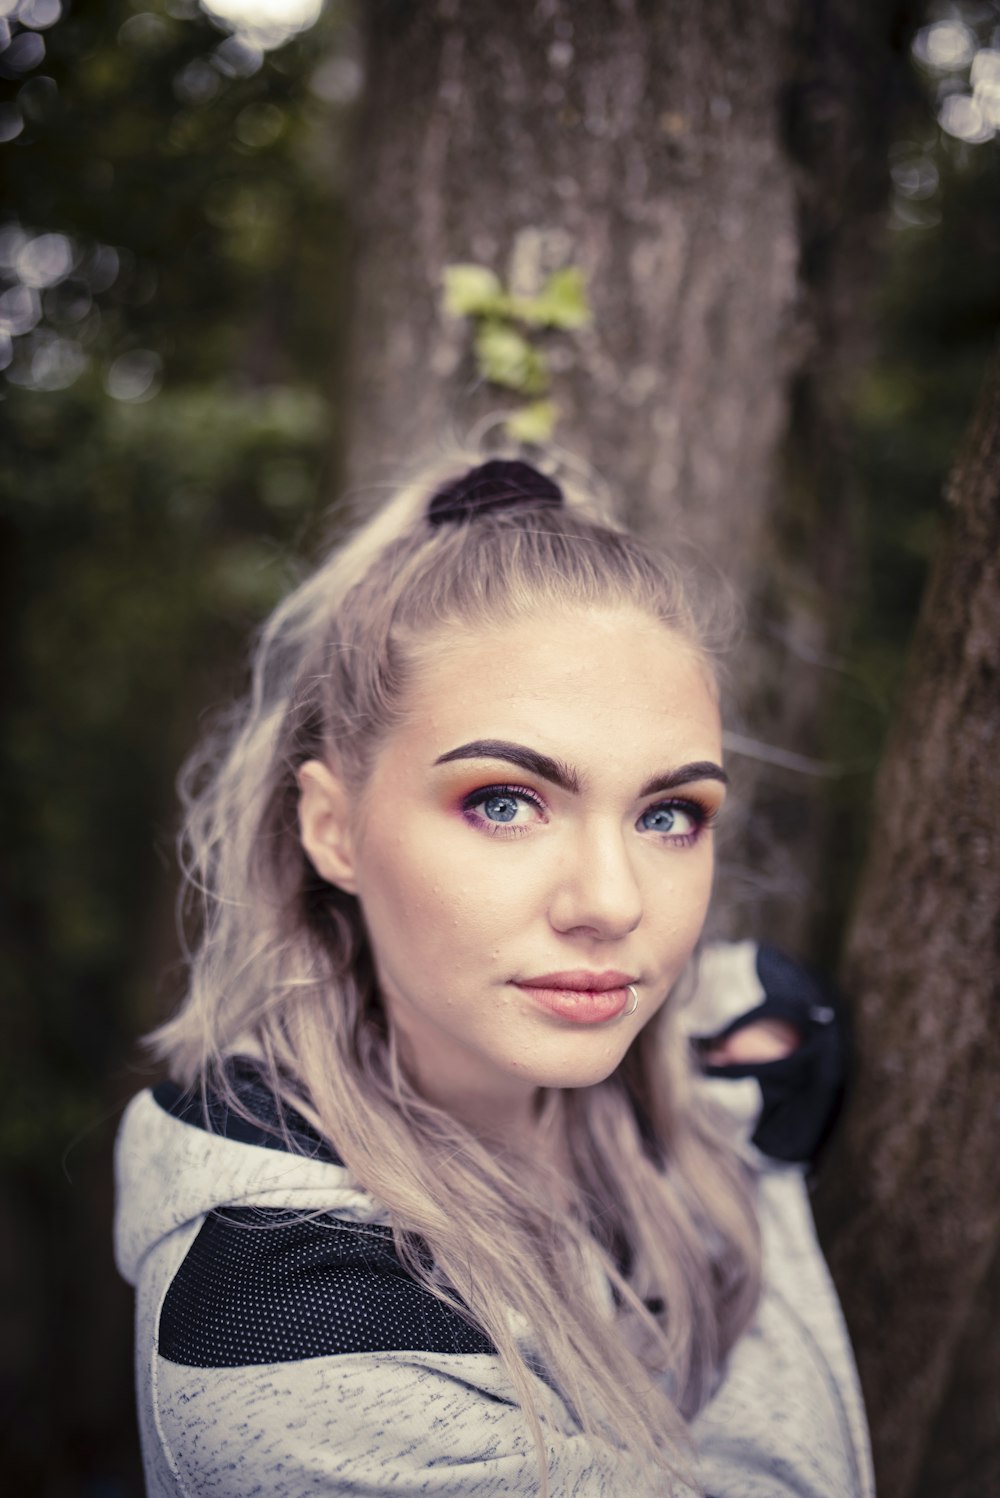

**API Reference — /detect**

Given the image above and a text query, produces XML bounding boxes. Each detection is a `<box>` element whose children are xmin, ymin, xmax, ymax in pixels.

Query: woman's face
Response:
<box><xmin>300</xmin><ymin>605</ymin><xmax>725</xmax><ymax>1133</ymax></box>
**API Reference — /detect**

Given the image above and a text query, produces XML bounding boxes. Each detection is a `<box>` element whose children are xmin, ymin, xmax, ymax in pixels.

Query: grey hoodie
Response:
<box><xmin>115</xmin><ymin>941</ymin><xmax>874</xmax><ymax>1497</ymax></box>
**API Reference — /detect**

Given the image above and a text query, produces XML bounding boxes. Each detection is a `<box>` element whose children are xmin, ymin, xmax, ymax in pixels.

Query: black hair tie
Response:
<box><xmin>426</xmin><ymin>460</ymin><xmax>564</xmax><ymax>527</ymax></box>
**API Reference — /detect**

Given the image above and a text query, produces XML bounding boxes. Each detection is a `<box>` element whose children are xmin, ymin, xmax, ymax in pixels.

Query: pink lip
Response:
<box><xmin>518</xmin><ymin>970</ymin><xmax>637</xmax><ymax>992</ymax></box>
<box><xmin>514</xmin><ymin>971</ymin><xmax>637</xmax><ymax>1025</ymax></box>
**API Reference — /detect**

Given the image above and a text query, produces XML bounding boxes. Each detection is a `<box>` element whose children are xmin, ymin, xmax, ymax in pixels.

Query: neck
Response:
<box><xmin>416</xmin><ymin>1069</ymin><xmax>542</xmax><ymax>1142</ymax></box>
<box><xmin>400</xmin><ymin>1050</ymin><xmax>575</xmax><ymax>1208</ymax></box>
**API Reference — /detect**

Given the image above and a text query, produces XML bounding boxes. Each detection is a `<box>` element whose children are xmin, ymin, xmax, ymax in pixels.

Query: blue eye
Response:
<box><xmin>461</xmin><ymin>783</ymin><xmax>546</xmax><ymax>837</ymax></box>
<box><xmin>638</xmin><ymin>801</ymin><xmax>706</xmax><ymax>840</ymax></box>
<box><xmin>482</xmin><ymin>794</ymin><xmax>519</xmax><ymax>824</ymax></box>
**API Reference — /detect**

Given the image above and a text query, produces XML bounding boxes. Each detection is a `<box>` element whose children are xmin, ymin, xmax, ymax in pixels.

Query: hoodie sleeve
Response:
<box><xmin>683</xmin><ymin>941</ymin><xmax>875</xmax><ymax>1498</ymax></box>
<box><xmin>148</xmin><ymin>1346</ymin><xmax>681</xmax><ymax>1498</ymax></box>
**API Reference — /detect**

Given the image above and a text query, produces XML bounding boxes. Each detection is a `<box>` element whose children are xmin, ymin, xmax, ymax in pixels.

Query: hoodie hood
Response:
<box><xmin>113</xmin><ymin>1072</ymin><xmax>388</xmax><ymax>1287</ymax></box>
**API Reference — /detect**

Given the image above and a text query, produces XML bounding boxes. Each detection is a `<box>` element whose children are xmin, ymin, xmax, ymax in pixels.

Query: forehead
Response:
<box><xmin>392</xmin><ymin>606</ymin><xmax>721</xmax><ymax>772</ymax></box>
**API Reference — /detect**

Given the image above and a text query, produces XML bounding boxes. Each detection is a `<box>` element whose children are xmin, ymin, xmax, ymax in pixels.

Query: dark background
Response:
<box><xmin>1</xmin><ymin>1</ymin><xmax>998</xmax><ymax>1492</ymax></box>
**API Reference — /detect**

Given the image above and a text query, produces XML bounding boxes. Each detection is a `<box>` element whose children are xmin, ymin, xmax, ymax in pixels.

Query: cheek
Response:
<box><xmin>355</xmin><ymin>826</ymin><xmax>503</xmax><ymax>968</ymax></box>
<box><xmin>645</xmin><ymin>855</ymin><xmax>715</xmax><ymax>943</ymax></box>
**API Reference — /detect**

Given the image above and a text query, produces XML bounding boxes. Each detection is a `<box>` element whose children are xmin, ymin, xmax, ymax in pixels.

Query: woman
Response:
<box><xmin>115</xmin><ymin>457</ymin><xmax>872</xmax><ymax>1496</ymax></box>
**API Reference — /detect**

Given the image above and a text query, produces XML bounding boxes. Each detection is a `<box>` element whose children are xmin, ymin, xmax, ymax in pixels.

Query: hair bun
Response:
<box><xmin>426</xmin><ymin>460</ymin><xmax>564</xmax><ymax>528</ymax></box>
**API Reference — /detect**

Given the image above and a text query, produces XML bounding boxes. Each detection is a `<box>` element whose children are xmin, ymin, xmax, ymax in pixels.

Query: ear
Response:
<box><xmin>297</xmin><ymin>759</ymin><xmax>359</xmax><ymax>894</ymax></box>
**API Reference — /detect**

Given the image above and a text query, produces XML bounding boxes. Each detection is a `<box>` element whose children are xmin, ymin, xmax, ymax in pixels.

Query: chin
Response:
<box><xmin>521</xmin><ymin>1043</ymin><xmax>631</xmax><ymax>1092</ymax></box>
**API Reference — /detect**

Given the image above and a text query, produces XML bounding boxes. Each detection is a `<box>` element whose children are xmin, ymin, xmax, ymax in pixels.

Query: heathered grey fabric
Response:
<box><xmin>115</xmin><ymin>943</ymin><xmax>874</xmax><ymax>1497</ymax></box>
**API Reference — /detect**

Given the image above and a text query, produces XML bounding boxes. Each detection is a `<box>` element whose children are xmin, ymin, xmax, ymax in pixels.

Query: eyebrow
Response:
<box><xmin>432</xmin><ymin>739</ymin><xmax>728</xmax><ymax>797</ymax></box>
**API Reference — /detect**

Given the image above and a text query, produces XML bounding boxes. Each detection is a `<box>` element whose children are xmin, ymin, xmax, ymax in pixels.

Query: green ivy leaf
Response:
<box><xmin>504</xmin><ymin>399</ymin><xmax>559</xmax><ymax>443</ymax></box>
<box><xmin>474</xmin><ymin>322</ymin><xmax>548</xmax><ymax>395</ymax></box>
<box><xmin>442</xmin><ymin>264</ymin><xmax>507</xmax><ymax>318</ymax></box>
<box><xmin>517</xmin><ymin>267</ymin><xmax>592</xmax><ymax>330</ymax></box>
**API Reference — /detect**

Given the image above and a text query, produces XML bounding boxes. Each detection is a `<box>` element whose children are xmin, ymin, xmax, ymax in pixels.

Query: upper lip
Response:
<box><xmin>515</xmin><ymin>970</ymin><xmax>637</xmax><ymax>992</ymax></box>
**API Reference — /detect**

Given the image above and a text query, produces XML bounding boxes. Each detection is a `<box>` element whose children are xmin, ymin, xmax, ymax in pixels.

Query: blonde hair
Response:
<box><xmin>152</xmin><ymin>453</ymin><xmax>761</xmax><ymax>1494</ymax></box>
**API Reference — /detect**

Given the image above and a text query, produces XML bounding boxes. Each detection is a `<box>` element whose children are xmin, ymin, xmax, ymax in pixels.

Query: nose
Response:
<box><xmin>548</xmin><ymin>819</ymin><xmax>643</xmax><ymax>940</ymax></box>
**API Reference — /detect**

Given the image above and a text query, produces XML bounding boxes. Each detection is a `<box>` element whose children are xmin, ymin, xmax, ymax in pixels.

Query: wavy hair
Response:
<box><xmin>151</xmin><ymin>452</ymin><xmax>761</xmax><ymax>1494</ymax></box>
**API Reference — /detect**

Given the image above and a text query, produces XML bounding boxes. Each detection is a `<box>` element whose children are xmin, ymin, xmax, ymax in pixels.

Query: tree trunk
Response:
<box><xmin>912</xmin><ymin>1239</ymin><xmax>1000</xmax><ymax>1498</ymax></box>
<box><xmin>348</xmin><ymin>0</ymin><xmax>801</xmax><ymax>581</ymax></box>
<box><xmin>814</xmin><ymin>343</ymin><xmax>1000</xmax><ymax>1498</ymax></box>
<box><xmin>345</xmin><ymin>0</ymin><xmax>914</xmax><ymax>951</ymax></box>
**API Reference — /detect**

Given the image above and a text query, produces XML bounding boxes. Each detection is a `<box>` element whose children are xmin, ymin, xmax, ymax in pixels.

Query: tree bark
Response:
<box><xmin>912</xmin><ymin>1239</ymin><xmax>1000</xmax><ymax>1498</ymax></box>
<box><xmin>814</xmin><ymin>343</ymin><xmax>1000</xmax><ymax>1498</ymax></box>
<box><xmin>345</xmin><ymin>0</ymin><xmax>914</xmax><ymax>951</ymax></box>
<box><xmin>348</xmin><ymin>0</ymin><xmax>801</xmax><ymax>584</ymax></box>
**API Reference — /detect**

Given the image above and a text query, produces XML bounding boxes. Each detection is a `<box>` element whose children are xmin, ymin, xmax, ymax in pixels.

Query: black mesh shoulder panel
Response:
<box><xmin>158</xmin><ymin>1207</ymin><xmax>496</xmax><ymax>1367</ymax></box>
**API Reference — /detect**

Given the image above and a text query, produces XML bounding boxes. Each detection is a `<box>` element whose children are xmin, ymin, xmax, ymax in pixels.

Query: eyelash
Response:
<box><xmin>639</xmin><ymin>798</ymin><xmax>717</xmax><ymax>849</ymax></box>
<box><xmin>460</xmin><ymin>784</ymin><xmax>717</xmax><ymax>846</ymax></box>
<box><xmin>461</xmin><ymin>783</ymin><xmax>545</xmax><ymax>840</ymax></box>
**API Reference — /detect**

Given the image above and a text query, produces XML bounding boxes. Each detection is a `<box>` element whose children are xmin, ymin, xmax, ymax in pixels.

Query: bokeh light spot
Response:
<box><xmin>971</xmin><ymin>47</ymin><xmax>1000</xmax><ymax>86</ymax></box>
<box><xmin>938</xmin><ymin>91</ymin><xmax>993</xmax><ymax>143</ymax></box>
<box><xmin>199</xmin><ymin>0</ymin><xmax>323</xmax><ymax>52</ymax></box>
<box><xmin>0</xmin><ymin>283</ymin><xmax>41</xmax><ymax>336</ymax></box>
<box><xmin>18</xmin><ymin>331</ymin><xmax>88</xmax><ymax>390</ymax></box>
<box><xmin>890</xmin><ymin>144</ymin><xmax>939</xmax><ymax>200</ymax></box>
<box><xmin>19</xmin><ymin>0</ymin><xmax>62</xmax><ymax>30</ymax></box>
<box><xmin>105</xmin><ymin>349</ymin><xmax>163</xmax><ymax>403</ymax></box>
<box><xmin>16</xmin><ymin>232</ymin><xmax>75</xmax><ymax>289</ymax></box>
<box><xmin>117</xmin><ymin>12</ymin><xmax>174</xmax><ymax>52</ymax></box>
<box><xmin>17</xmin><ymin>74</ymin><xmax>59</xmax><ymax>122</ymax></box>
<box><xmin>913</xmin><ymin>20</ymin><xmax>977</xmax><ymax>72</ymax></box>
<box><xmin>0</xmin><ymin>225</ymin><xmax>28</xmax><ymax>268</ymax></box>
<box><xmin>0</xmin><ymin>102</ymin><xmax>23</xmax><ymax>140</ymax></box>
<box><xmin>212</xmin><ymin>34</ymin><xmax>262</xmax><ymax>78</ymax></box>
<box><xmin>234</xmin><ymin>100</ymin><xmax>284</xmax><ymax>147</ymax></box>
<box><xmin>83</xmin><ymin>245</ymin><xmax>120</xmax><ymax>293</ymax></box>
<box><xmin>309</xmin><ymin>54</ymin><xmax>362</xmax><ymax>105</ymax></box>
<box><xmin>174</xmin><ymin>56</ymin><xmax>221</xmax><ymax>104</ymax></box>
<box><xmin>0</xmin><ymin>29</ymin><xmax>45</xmax><ymax>74</ymax></box>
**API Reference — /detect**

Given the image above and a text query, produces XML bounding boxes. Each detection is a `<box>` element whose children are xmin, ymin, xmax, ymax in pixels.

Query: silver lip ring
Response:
<box><xmin>623</xmin><ymin>983</ymin><xmax>639</xmax><ymax>1017</ymax></box>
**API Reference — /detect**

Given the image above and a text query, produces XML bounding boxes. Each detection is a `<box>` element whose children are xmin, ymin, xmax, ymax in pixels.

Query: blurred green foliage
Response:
<box><xmin>0</xmin><ymin>0</ymin><xmax>352</xmax><ymax>1177</ymax></box>
<box><xmin>824</xmin><ymin>5</ymin><xmax>1000</xmax><ymax>922</ymax></box>
<box><xmin>0</xmin><ymin>3</ymin><xmax>353</xmax><ymax>1486</ymax></box>
<box><xmin>442</xmin><ymin>261</ymin><xmax>592</xmax><ymax>439</ymax></box>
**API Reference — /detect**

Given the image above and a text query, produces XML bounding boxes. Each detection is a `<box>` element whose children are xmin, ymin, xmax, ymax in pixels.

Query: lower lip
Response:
<box><xmin>513</xmin><ymin>983</ymin><xmax>631</xmax><ymax>1024</ymax></box>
